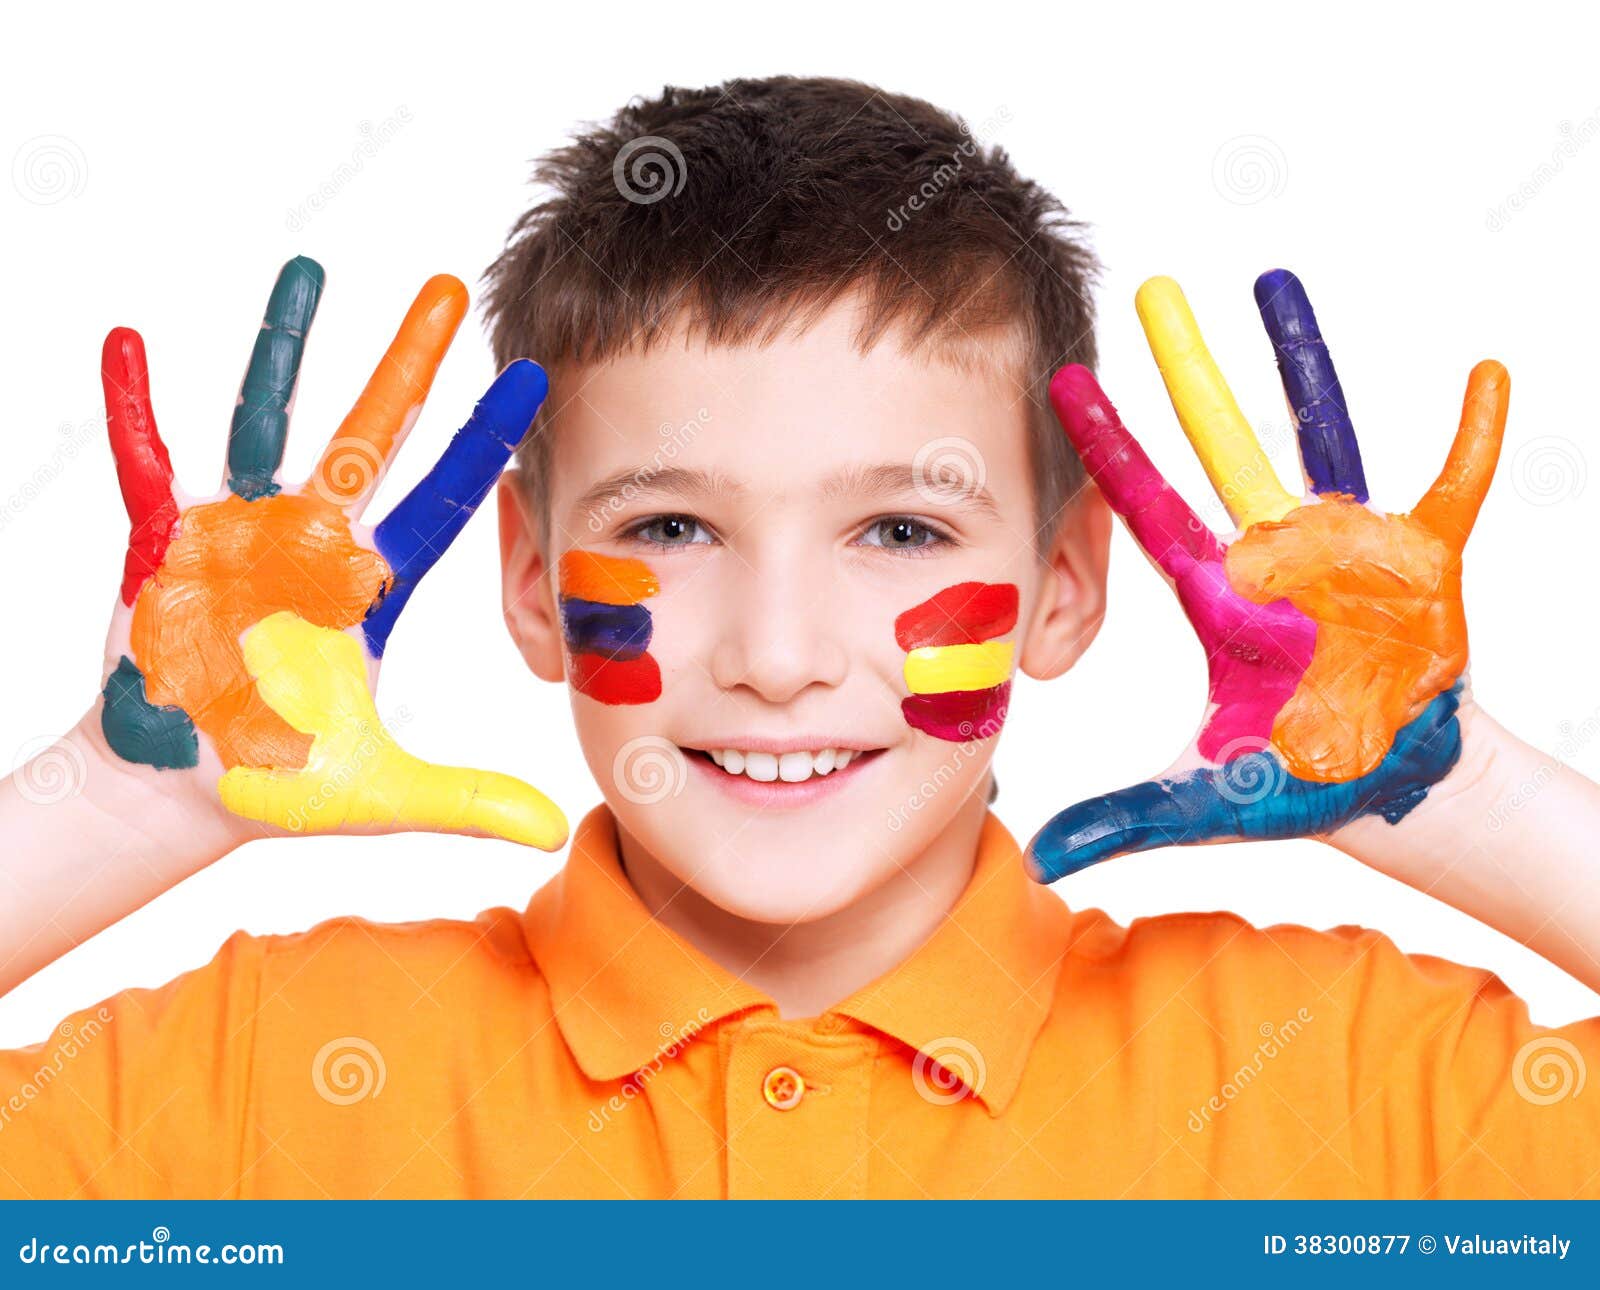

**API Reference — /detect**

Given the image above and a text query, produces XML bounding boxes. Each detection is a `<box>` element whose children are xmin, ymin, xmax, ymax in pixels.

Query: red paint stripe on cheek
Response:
<box><xmin>895</xmin><ymin>583</ymin><xmax>1019</xmax><ymax>650</ymax></box>
<box><xmin>901</xmin><ymin>681</ymin><xmax>1010</xmax><ymax>742</ymax></box>
<box><xmin>569</xmin><ymin>652</ymin><xmax>662</xmax><ymax>705</ymax></box>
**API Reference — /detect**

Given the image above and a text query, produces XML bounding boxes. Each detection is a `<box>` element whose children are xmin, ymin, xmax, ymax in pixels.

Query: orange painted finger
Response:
<box><xmin>311</xmin><ymin>274</ymin><xmax>469</xmax><ymax>509</ymax></box>
<box><xmin>1411</xmin><ymin>360</ymin><xmax>1510</xmax><ymax>546</ymax></box>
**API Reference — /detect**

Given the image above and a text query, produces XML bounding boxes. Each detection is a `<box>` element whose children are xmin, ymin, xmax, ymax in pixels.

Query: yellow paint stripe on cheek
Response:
<box><xmin>216</xmin><ymin>611</ymin><xmax>566</xmax><ymax>848</ymax></box>
<box><xmin>903</xmin><ymin>640</ymin><xmax>1015</xmax><ymax>694</ymax></box>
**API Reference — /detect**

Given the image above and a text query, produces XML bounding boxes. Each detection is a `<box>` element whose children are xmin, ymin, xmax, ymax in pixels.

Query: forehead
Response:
<box><xmin>546</xmin><ymin>298</ymin><xmax>1034</xmax><ymax>504</ymax></box>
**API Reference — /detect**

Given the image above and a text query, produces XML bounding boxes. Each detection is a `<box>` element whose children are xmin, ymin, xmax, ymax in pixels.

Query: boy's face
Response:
<box><xmin>500</xmin><ymin>299</ymin><xmax>1109</xmax><ymax>924</ymax></box>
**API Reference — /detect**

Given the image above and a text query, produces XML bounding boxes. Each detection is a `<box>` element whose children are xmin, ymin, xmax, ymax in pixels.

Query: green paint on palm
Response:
<box><xmin>101</xmin><ymin>656</ymin><xmax>199</xmax><ymax>770</ymax></box>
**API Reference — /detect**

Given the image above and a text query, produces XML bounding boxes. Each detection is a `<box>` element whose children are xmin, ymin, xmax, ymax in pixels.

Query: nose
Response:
<box><xmin>708</xmin><ymin>550</ymin><xmax>848</xmax><ymax>704</ymax></box>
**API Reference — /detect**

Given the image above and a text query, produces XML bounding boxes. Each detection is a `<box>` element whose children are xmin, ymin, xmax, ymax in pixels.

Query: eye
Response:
<box><xmin>624</xmin><ymin>514</ymin><xmax>713</xmax><ymax>548</ymax></box>
<box><xmin>856</xmin><ymin>515</ymin><xmax>952</xmax><ymax>553</ymax></box>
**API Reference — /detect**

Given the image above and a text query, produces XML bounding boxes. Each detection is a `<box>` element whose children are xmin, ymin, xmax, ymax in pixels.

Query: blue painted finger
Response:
<box><xmin>1026</xmin><ymin>684</ymin><xmax>1464</xmax><ymax>882</ymax></box>
<box><xmin>364</xmin><ymin>360</ymin><xmax>548</xmax><ymax>655</ymax></box>
<box><xmin>1254</xmin><ymin>268</ymin><xmax>1369</xmax><ymax>502</ymax></box>
<box><xmin>228</xmin><ymin>257</ymin><xmax>325</xmax><ymax>500</ymax></box>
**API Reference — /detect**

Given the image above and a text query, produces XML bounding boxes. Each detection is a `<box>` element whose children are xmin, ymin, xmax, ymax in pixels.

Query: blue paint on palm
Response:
<box><xmin>1027</xmin><ymin>683</ymin><xmax>1464</xmax><ymax>883</ymax></box>
<box><xmin>364</xmin><ymin>360</ymin><xmax>547</xmax><ymax>656</ymax></box>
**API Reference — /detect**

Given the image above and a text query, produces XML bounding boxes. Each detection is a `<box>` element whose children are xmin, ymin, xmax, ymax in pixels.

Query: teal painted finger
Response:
<box><xmin>101</xmin><ymin>656</ymin><xmax>199</xmax><ymax>770</ymax></box>
<box><xmin>227</xmin><ymin>256</ymin><xmax>325</xmax><ymax>500</ymax></box>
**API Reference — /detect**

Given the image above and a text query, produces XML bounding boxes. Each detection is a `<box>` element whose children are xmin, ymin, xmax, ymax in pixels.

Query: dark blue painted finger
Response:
<box><xmin>1254</xmin><ymin>269</ymin><xmax>1369</xmax><ymax>502</ymax></box>
<box><xmin>227</xmin><ymin>256</ymin><xmax>325</xmax><ymax>500</ymax></box>
<box><xmin>1026</xmin><ymin>683</ymin><xmax>1464</xmax><ymax>882</ymax></box>
<box><xmin>364</xmin><ymin>360</ymin><xmax>548</xmax><ymax>655</ymax></box>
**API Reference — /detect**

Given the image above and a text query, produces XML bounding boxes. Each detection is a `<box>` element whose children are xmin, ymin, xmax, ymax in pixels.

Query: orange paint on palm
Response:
<box><xmin>129</xmin><ymin>492</ymin><xmax>392</xmax><ymax>769</ymax></box>
<box><xmin>1225</xmin><ymin>496</ymin><xmax>1465</xmax><ymax>783</ymax></box>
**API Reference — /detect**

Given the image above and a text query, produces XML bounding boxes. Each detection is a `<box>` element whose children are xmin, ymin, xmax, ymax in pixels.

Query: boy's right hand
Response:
<box><xmin>93</xmin><ymin>257</ymin><xmax>567</xmax><ymax>851</ymax></box>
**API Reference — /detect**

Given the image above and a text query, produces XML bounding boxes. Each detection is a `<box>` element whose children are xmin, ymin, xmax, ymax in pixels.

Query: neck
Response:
<box><xmin>618</xmin><ymin>793</ymin><xmax>988</xmax><ymax>1018</ymax></box>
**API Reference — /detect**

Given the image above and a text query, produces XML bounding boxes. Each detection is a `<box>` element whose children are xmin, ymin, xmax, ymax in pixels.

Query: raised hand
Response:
<box><xmin>1027</xmin><ymin>270</ymin><xmax>1507</xmax><ymax>881</ymax></box>
<box><xmin>97</xmin><ymin>257</ymin><xmax>567</xmax><ymax>849</ymax></box>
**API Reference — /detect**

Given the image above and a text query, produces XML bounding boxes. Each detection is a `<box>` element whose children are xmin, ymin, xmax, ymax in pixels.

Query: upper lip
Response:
<box><xmin>680</xmin><ymin>736</ymin><xmax>887</xmax><ymax>755</ymax></box>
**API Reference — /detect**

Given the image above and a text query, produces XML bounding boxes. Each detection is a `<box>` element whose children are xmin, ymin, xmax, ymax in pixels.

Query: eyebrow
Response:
<box><xmin>570</xmin><ymin>458</ymin><xmax>1001</xmax><ymax>523</ymax></box>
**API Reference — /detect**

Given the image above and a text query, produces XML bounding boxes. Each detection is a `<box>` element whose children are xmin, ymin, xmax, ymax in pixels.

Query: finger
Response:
<box><xmin>1134</xmin><ymin>276</ymin><xmax>1299</xmax><ymax>528</ymax></box>
<box><xmin>101</xmin><ymin>327</ymin><xmax>180</xmax><ymax>606</ymax></box>
<box><xmin>227</xmin><ymin>256</ymin><xmax>325</xmax><ymax>500</ymax></box>
<box><xmin>364</xmin><ymin>360</ymin><xmax>548</xmax><ymax>656</ymax></box>
<box><xmin>1049</xmin><ymin>365</ymin><xmax>1225</xmax><ymax>577</ymax></box>
<box><xmin>220</xmin><ymin>612</ymin><xmax>569</xmax><ymax>849</ymax></box>
<box><xmin>1253</xmin><ymin>269</ymin><xmax>1369</xmax><ymax>502</ymax></box>
<box><xmin>1411</xmin><ymin>360</ymin><xmax>1510</xmax><ymax>547</ymax></box>
<box><xmin>310</xmin><ymin>274</ymin><xmax>469</xmax><ymax>511</ymax></box>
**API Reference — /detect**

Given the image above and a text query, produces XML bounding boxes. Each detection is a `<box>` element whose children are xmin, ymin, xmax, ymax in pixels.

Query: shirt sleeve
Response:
<box><xmin>0</xmin><ymin>930</ymin><xmax>265</xmax><ymax>1199</ymax></box>
<box><xmin>1329</xmin><ymin>926</ymin><xmax>1600</xmax><ymax>1198</ymax></box>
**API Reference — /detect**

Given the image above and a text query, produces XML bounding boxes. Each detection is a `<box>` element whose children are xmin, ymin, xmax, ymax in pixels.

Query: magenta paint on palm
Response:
<box><xmin>1049</xmin><ymin>365</ymin><xmax>1315</xmax><ymax>758</ymax></box>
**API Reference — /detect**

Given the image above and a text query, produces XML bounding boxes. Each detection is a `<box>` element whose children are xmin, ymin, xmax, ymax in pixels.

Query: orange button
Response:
<box><xmin>762</xmin><ymin>1066</ymin><xmax>805</xmax><ymax>1110</ymax></box>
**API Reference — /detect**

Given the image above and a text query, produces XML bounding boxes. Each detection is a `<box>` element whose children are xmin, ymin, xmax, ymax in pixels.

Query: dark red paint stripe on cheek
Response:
<box><xmin>895</xmin><ymin>582</ymin><xmax>1019</xmax><ymax>650</ymax></box>
<box><xmin>901</xmin><ymin>681</ymin><xmax>1011</xmax><ymax>743</ymax></box>
<box><xmin>569</xmin><ymin>651</ymin><xmax>662</xmax><ymax>705</ymax></box>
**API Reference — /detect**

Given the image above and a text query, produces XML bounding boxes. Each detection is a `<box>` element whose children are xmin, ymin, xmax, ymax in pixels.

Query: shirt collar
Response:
<box><xmin>521</xmin><ymin>805</ymin><xmax>1073</xmax><ymax>1116</ymax></box>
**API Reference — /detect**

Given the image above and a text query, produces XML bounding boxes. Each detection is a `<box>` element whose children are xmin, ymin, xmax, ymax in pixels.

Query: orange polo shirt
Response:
<box><xmin>1</xmin><ymin>806</ymin><xmax>1596</xmax><ymax>1199</ymax></box>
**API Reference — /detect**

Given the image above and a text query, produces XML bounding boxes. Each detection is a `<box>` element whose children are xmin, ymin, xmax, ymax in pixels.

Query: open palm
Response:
<box><xmin>1027</xmin><ymin>270</ymin><xmax>1507</xmax><ymax>881</ymax></box>
<box><xmin>98</xmin><ymin>257</ymin><xmax>566</xmax><ymax>848</ymax></box>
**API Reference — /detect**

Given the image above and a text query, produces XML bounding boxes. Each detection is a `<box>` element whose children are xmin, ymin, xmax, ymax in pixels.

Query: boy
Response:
<box><xmin>2</xmin><ymin>75</ymin><xmax>1598</xmax><ymax>1199</ymax></box>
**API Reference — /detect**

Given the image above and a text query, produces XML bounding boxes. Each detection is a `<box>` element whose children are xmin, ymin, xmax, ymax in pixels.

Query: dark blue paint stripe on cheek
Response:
<box><xmin>1027</xmin><ymin>683</ymin><xmax>1464</xmax><ymax>881</ymax></box>
<box><xmin>560</xmin><ymin>597</ymin><xmax>653</xmax><ymax>661</ymax></box>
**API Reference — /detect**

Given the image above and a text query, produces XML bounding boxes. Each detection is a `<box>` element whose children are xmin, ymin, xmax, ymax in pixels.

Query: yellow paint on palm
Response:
<box><xmin>1134</xmin><ymin>276</ymin><xmax>1299</xmax><ymax>529</ymax></box>
<box><xmin>217</xmin><ymin>612</ymin><xmax>567</xmax><ymax>848</ymax></box>
<box><xmin>903</xmin><ymin>641</ymin><xmax>1014</xmax><ymax>695</ymax></box>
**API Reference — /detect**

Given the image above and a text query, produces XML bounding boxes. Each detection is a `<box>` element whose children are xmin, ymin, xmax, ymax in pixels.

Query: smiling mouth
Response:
<box><xmin>681</xmin><ymin>745</ymin><xmax>887</xmax><ymax>785</ymax></box>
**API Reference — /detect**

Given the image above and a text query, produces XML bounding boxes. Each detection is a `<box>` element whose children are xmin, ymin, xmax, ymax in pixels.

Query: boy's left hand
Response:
<box><xmin>1028</xmin><ymin>270</ymin><xmax>1509</xmax><ymax>882</ymax></box>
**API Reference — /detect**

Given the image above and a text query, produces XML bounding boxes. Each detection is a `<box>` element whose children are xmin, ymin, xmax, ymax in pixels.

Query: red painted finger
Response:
<box><xmin>102</xmin><ymin>327</ymin><xmax>180</xmax><ymax>605</ymax></box>
<box><xmin>1048</xmin><ymin>364</ymin><xmax>1223</xmax><ymax>578</ymax></box>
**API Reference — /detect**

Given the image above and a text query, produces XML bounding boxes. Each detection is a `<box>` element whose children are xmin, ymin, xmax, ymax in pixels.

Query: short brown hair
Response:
<box><xmin>482</xmin><ymin>76</ymin><xmax>1098</xmax><ymax>544</ymax></box>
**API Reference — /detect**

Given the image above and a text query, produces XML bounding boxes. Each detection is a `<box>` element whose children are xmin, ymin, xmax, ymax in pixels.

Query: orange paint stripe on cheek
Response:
<box><xmin>129</xmin><ymin>492</ymin><xmax>392</xmax><ymax>770</ymax></box>
<box><xmin>557</xmin><ymin>550</ymin><xmax>659</xmax><ymax>605</ymax></box>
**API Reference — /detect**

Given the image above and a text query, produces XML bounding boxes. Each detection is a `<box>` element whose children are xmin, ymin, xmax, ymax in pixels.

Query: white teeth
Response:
<box><xmin>702</xmin><ymin>747</ymin><xmax>864</xmax><ymax>783</ymax></box>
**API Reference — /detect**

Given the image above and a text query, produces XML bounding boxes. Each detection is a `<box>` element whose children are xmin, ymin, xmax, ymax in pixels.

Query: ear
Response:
<box><xmin>497</xmin><ymin>474</ymin><xmax>565</xmax><ymax>683</ymax></box>
<box><xmin>1018</xmin><ymin>486</ymin><xmax>1112</xmax><ymax>681</ymax></box>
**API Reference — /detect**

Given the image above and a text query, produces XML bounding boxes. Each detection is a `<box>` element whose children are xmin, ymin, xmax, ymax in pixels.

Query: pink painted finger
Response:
<box><xmin>1049</xmin><ymin>365</ymin><xmax>1224</xmax><ymax>578</ymax></box>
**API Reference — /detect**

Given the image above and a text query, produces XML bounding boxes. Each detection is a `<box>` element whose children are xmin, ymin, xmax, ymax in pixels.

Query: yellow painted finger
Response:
<box><xmin>903</xmin><ymin>641</ymin><xmax>1014</xmax><ymax>694</ymax></box>
<box><xmin>311</xmin><ymin>274</ymin><xmax>469</xmax><ymax>509</ymax></box>
<box><xmin>217</xmin><ymin>612</ymin><xmax>568</xmax><ymax>849</ymax></box>
<box><xmin>1135</xmin><ymin>276</ymin><xmax>1298</xmax><ymax>528</ymax></box>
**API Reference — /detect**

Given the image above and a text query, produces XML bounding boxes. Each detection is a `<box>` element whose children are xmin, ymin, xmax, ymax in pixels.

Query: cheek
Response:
<box><xmin>556</xmin><ymin>549</ymin><xmax>663</xmax><ymax>705</ymax></box>
<box><xmin>895</xmin><ymin>582</ymin><xmax>1019</xmax><ymax>742</ymax></box>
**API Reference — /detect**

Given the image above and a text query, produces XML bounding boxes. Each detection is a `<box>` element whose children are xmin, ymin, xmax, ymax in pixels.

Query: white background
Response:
<box><xmin>3</xmin><ymin>0</ymin><xmax>1599</xmax><ymax>1045</ymax></box>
